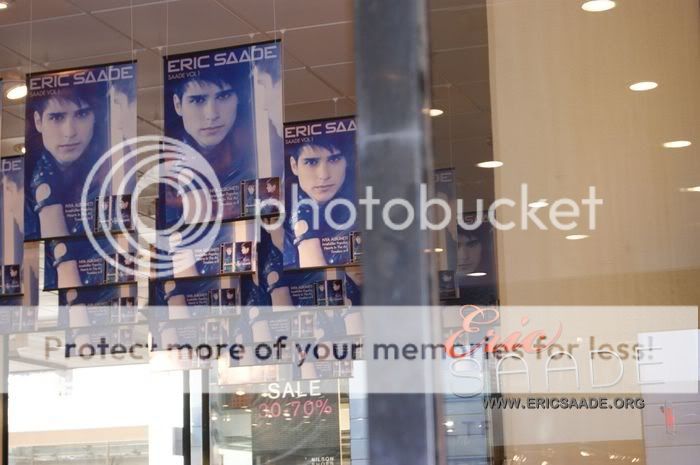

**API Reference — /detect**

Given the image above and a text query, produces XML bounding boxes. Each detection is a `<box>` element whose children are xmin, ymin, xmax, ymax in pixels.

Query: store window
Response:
<box><xmin>0</xmin><ymin>1</ymin><xmax>697</xmax><ymax>465</ymax></box>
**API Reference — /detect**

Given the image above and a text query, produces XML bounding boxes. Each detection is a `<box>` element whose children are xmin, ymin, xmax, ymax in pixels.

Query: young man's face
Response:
<box><xmin>174</xmin><ymin>81</ymin><xmax>237</xmax><ymax>149</ymax></box>
<box><xmin>290</xmin><ymin>145</ymin><xmax>347</xmax><ymax>204</ymax></box>
<box><xmin>34</xmin><ymin>98</ymin><xmax>95</xmax><ymax>166</ymax></box>
<box><xmin>457</xmin><ymin>234</ymin><xmax>483</xmax><ymax>274</ymax></box>
<box><xmin>266</xmin><ymin>181</ymin><xmax>277</xmax><ymax>194</ymax></box>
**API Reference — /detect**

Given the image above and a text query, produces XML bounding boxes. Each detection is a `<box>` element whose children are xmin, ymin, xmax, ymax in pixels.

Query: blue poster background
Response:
<box><xmin>44</xmin><ymin>235</ymin><xmax>137</xmax><ymax>290</ymax></box>
<box><xmin>283</xmin><ymin>116</ymin><xmax>358</xmax><ymax>269</ymax></box>
<box><xmin>24</xmin><ymin>62</ymin><xmax>137</xmax><ymax>240</ymax></box>
<box><xmin>1</xmin><ymin>156</ymin><xmax>24</xmax><ymax>296</ymax></box>
<box><xmin>57</xmin><ymin>284</ymin><xmax>138</xmax><ymax>328</ymax></box>
<box><xmin>160</xmin><ymin>41</ymin><xmax>283</xmax><ymax>227</ymax></box>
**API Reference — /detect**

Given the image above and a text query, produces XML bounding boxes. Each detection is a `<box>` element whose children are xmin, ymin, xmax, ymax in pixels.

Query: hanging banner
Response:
<box><xmin>24</xmin><ymin>61</ymin><xmax>137</xmax><ymax>241</ymax></box>
<box><xmin>283</xmin><ymin>116</ymin><xmax>358</xmax><ymax>269</ymax></box>
<box><xmin>43</xmin><ymin>234</ymin><xmax>137</xmax><ymax>291</ymax></box>
<box><xmin>0</xmin><ymin>156</ymin><xmax>40</xmax><ymax>331</ymax></box>
<box><xmin>434</xmin><ymin>168</ymin><xmax>458</xmax><ymax>300</ymax></box>
<box><xmin>1</xmin><ymin>156</ymin><xmax>24</xmax><ymax>296</ymax></box>
<box><xmin>156</xmin><ymin>220</ymin><xmax>257</xmax><ymax>280</ymax></box>
<box><xmin>57</xmin><ymin>283</ymin><xmax>138</xmax><ymax>328</ymax></box>
<box><xmin>150</xmin><ymin>275</ymin><xmax>241</xmax><ymax>320</ymax></box>
<box><xmin>160</xmin><ymin>40</ymin><xmax>283</xmax><ymax>227</ymax></box>
<box><xmin>456</xmin><ymin>212</ymin><xmax>498</xmax><ymax>305</ymax></box>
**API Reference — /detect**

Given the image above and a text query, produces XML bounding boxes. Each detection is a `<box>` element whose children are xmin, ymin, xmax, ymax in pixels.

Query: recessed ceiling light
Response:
<box><xmin>680</xmin><ymin>186</ymin><xmax>700</xmax><ymax>192</ymax></box>
<box><xmin>428</xmin><ymin>108</ymin><xmax>444</xmax><ymax>117</ymax></box>
<box><xmin>444</xmin><ymin>420</ymin><xmax>454</xmax><ymax>427</ymax></box>
<box><xmin>234</xmin><ymin>390</ymin><xmax>245</xmax><ymax>396</ymax></box>
<box><xmin>0</xmin><ymin>1</ymin><xmax>10</xmax><ymax>11</ymax></box>
<box><xmin>629</xmin><ymin>81</ymin><xmax>658</xmax><ymax>92</ymax></box>
<box><xmin>6</xmin><ymin>83</ymin><xmax>27</xmax><ymax>100</ymax></box>
<box><xmin>581</xmin><ymin>0</ymin><xmax>616</xmax><ymax>12</ymax></box>
<box><xmin>467</xmin><ymin>272</ymin><xmax>486</xmax><ymax>277</ymax></box>
<box><xmin>662</xmin><ymin>140</ymin><xmax>691</xmax><ymax>149</ymax></box>
<box><xmin>434</xmin><ymin>248</ymin><xmax>444</xmax><ymax>253</ymax></box>
<box><xmin>580</xmin><ymin>450</ymin><xmax>591</xmax><ymax>457</ymax></box>
<box><xmin>528</xmin><ymin>200</ymin><xmax>549</xmax><ymax>208</ymax></box>
<box><xmin>566</xmin><ymin>234</ymin><xmax>589</xmax><ymax>241</ymax></box>
<box><xmin>476</xmin><ymin>160</ymin><xmax>504</xmax><ymax>168</ymax></box>
<box><xmin>446</xmin><ymin>428</ymin><xmax>454</xmax><ymax>433</ymax></box>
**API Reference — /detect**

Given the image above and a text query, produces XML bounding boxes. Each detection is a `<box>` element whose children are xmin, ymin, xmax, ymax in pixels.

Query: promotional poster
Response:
<box><xmin>24</xmin><ymin>61</ymin><xmax>137</xmax><ymax>241</ymax></box>
<box><xmin>283</xmin><ymin>116</ymin><xmax>358</xmax><ymax>269</ymax></box>
<box><xmin>0</xmin><ymin>156</ymin><xmax>24</xmax><ymax>296</ymax></box>
<box><xmin>157</xmin><ymin>220</ymin><xmax>257</xmax><ymax>280</ymax></box>
<box><xmin>455</xmin><ymin>212</ymin><xmax>498</xmax><ymax>305</ymax></box>
<box><xmin>0</xmin><ymin>155</ymin><xmax>39</xmax><ymax>319</ymax></box>
<box><xmin>44</xmin><ymin>234</ymin><xmax>137</xmax><ymax>290</ymax></box>
<box><xmin>150</xmin><ymin>275</ymin><xmax>241</xmax><ymax>320</ymax></box>
<box><xmin>0</xmin><ymin>250</ymin><xmax>41</xmax><ymax>332</ymax></box>
<box><xmin>434</xmin><ymin>168</ymin><xmax>458</xmax><ymax>300</ymax></box>
<box><xmin>284</xmin><ymin>267</ymin><xmax>362</xmax><ymax>309</ymax></box>
<box><xmin>57</xmin><ymin>283</ymin><xmax>138</xmax><ymax>328</ymax></box>
<box><xmin>160</xmin><ymin>41</ymin><xmax>283</xmax><ymax>227</ymax></box>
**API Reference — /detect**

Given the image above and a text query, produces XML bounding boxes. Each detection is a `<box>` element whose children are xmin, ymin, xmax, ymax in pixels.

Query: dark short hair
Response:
<box><xmin>32</xmin><ymin>86</ymin><xmax>103</xmax><ymax>117</ymax></box>
<box><xmin>291</xmin><ymin>142</ymin><xmax>342</xmax><ymax>161</ymax></box>
<box><xmin>171</xmin><ymin>64</ymin><xmax>248</xmax><ymax>101</ymax></box>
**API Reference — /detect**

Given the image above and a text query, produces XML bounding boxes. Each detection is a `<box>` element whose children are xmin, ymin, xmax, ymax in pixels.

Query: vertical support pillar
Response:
<box><xmin>355</xmin><ymin>1</ymin><xmax>440</xmax><ymax>465</ymax></box>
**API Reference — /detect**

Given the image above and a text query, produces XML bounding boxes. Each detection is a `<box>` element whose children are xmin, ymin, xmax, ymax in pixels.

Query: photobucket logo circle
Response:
<box><xmin>80</xmin><ymin>136</ymin><xmax>223</xmax><ymax>279</ymax></box>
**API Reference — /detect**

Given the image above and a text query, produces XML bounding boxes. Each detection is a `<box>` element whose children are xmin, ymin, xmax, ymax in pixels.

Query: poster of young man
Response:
<box><xmin>43</xmin><ymin>234</ymin><xmax>138</xmax><ymax>290</ymax></box>
<box><xmin>150</xmin><ymin>275</ymin><xmax>240</xmax><ymax>321</ymax></box>
<box><xmin>160</xmin><ymin>40</ymin><xmax>283</xmax><ymax>227</ymax></box>
<box><xmin>434</xmin><ymin>168</ymin><xmax>458</xmax><ymax>299</ymax></box>
<box><xmin>24</xmin><ymin>61</ymin><xmax>137</xmax><ymax>241</ymax></box>
<box><xmin>57</xmin><ymin>284</ymin><xmax>138</xmax><ymax>328</ymax></box>
<box><xmin>283</xmin><ymin>116</ymin><xmax>358</xmax><ymax>269</ymax></box>
<box><xmin>0</xmin><ymin>155</ymin><xmax>40</xmax><ymax>331</ymax></box>
<box><xmin>0</xmin><ymin>243</ymin><xmax>41</xmax><ymax>316</ymax></box>
<box><xmin>0</xmin><ymin>156</ymin><xmax>24</xmax><ymax>295</ymax></box>
<box><xmin>158</xmin><ymin>220</ymin><xmax>256</xmax><ymax>280</ymax></box>
<box><xmin>455</xmin><ymin>212</ymin><xmax>498</xmax><ymax>305</ymax></box>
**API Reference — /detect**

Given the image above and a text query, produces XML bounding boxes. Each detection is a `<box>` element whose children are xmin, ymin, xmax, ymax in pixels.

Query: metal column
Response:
<box><xmin>355</xmin><ymin>1</ymin><xmax>440</xmax><ymax>464</ymax></box>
